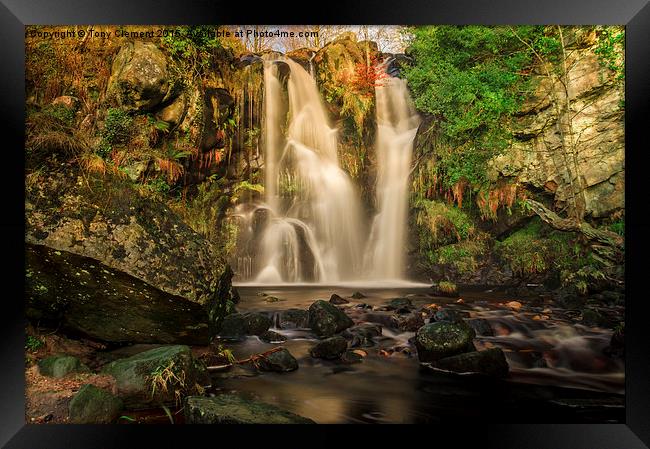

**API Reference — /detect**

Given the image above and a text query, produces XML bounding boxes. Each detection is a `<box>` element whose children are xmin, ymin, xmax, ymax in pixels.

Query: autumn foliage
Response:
<box><xmin>347</xmin><ymin>53</ymin><xmax>388</xmax><ymax>97</ymax></box>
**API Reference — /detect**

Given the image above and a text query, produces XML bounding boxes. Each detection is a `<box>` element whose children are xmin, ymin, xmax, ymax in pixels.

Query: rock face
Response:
<box><xmin>488</xmin><ymin>46</ymin><xmax>624</xmax><ymax>219</ymax></box>
<box><xmin>414</xmin><ymin>321</ymin><xmax>476</xmax><ymax>363</ymax></box>
<box><xmin>101</xmin><ymin>345</ymin><xmax>209</xmax><ymax>408</ymax></box>
<box><xmin>431</xmin><ymin>348</ymin><xmax>509</xmax><ymax>377</ymax></box>
<box><xmin>25</xmin><ymin>171</ymin><xmax>222</xmax><ymax>303</ymax></box>
<box><xmin>308</xmin><ymin>300</ymin><xmax>354</xmax><ymax>337</ymax></box>
<box><xmin>184</xmin><ymin>395</ymin><xmax>315</xmax><ymax>424</ymax></box>
<box><xmin>38</xmin><ymin>355</ymin><xmax>89</xmax><ymax>378</ymax></box>
<box><xmin>256</xmin><ymin>348</ymin><xmax>299</xmax><ymax>372</ymax></box>
<box><xmin>108</xmin><ymin>41</ymin><xmax>174</xmax><ymax>111</ymax></box>
<box><xmin>68</xmin><ymin>384</ymin><xmax>123</xmax><ymax>424</ymax></box>
<box><xmin>26</xmin><ymin>244</ymin><xmax>211</xmax><ymax>345</ymax></box>
<box><xmin>309</xmin><ymin>336</ymin><xmax>348</xmax><ymax>359</ymax></box>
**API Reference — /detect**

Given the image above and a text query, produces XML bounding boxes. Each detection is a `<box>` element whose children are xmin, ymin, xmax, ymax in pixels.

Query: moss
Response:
<box><xmin>438</xmin><ymin>281</ymin><xmax>457</xmax><ymax>294</ymax></box>
<box><xmin>432</xmin><ymin>239</ymin><xmax>488</xmax><ymax>274</ymax></box>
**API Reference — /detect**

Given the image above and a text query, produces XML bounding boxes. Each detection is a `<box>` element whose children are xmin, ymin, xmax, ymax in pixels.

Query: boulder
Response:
<box><xmin>108</xmin><ymin>41</ymin><xmax>174</xmax><ymax>111</ymax></box>
<box><xmin>256</xmin><ymin>348</ymin><xmax>298</xmax><ymax>372</ymax></box>
<box><xmin>26</xmin><ymin>244</ymin><xmax>211</xmax><ymax>345</ymax></box>
<box><xmin>38</xmin><ymin>355</ymin><xmax>89</xmax><ymax>378</ymax></box>
<box><xmin>342</xmin><ymin>323</ymin><xmax>382</xmax><ymax>347</ymax></box>
<box><xmin>68</xmin><ymin>384</ymin><xmax>123</xmax><ymax>424</ymax></box>
<box><xmin>309</xmin><ymin>336</ymin><xmax>348</xmax><ymax>360</ymax></box>
<box><xmin>329</xmin><ymin>294</ymin><xmax>349</xmax><ymax>305</ymax></box>
<box><xmin>184</xmin><ymin>395</ymin><xmax>314</xmax><ymax>424</ymax></box>
<box><xmin>277</xmin><ymin>308</ymin><xmax>310</xmax><ymax>329</ymax></box>
<box><xmin>385</xmin><ymin>297</ymin><xmax>413</xmax><ymax>312</ymax></box>
<box><xmin>414</xmin><ymin>321</ymin><xmax>476</xmax><ymax>363</ymax></box>
<box><xmin>397</xmin><ymin>312</ymin><xmax>425</xmax><ymax>332</ymax></box>
<box><xmin>101</xmin><ymin>345</ymin><xmax>209</xmax><ymax>408</ymax></box>
<box><xmin>217</xmin><ymin>312</ymin><xmax>271</xmax><ymax>339</ymax></box>
<box><xmin>308</xmin><ymin>300</ymin><xmax>354</xmax><ymax>337</ymax></box>
<box><xmin>431</xmin><ymin>348</ymin><xmax>510</xmax><ymax>378</ymax></box>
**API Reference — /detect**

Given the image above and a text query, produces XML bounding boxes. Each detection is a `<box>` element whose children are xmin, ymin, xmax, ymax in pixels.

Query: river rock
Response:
<box><xmin>351</xmin><ymin>291</ymin><xmax>366</xmax><ymax>299</ymax></box>
<box><xmin>309</xmin><ymin>336</ymin><xmax>348</xmax><ymax>360</ymax></box>
<box><xmin>184</xmin><ymin>394</ymin><xmax>314</xmax><ymax>424</ymax></box>
<box><xmin>277</xmin><ymin>308</ymin><xmax>310</xmax><ymax>329</ymax></box>
<box><xmin>385</xmin><ymin>297</ymin><xmax>413</xmax><ymax>311</ymax></box>
<box><xmin>434</xmin><ymin>308</ymin><xmax>467</xmax><ymax>323</ymax></box>
<box><xmin>217</xmin><ymin>312</ymin><xmax>271</xmax><ymax>339</ymax></box>
<box><xmin>26</xmin><ymin>244</ymin><xmax>212</xmax><ymax>345</ymax></box>
<box><xmin>361</xmin><ymin>312</ymin><xmax>398</xmax><ymax>330</ymax></box>
<box><xmin>38</xmin><ymin>355</ymin><xmax>89</xmax><ymax>378</ymax></box>
<box><xmin>329</xmin><ymin>294</ymin><xmax>349</xmax><ymax>305</ymax></box>
<box><xmin>108</xmin><ymin>41</ymin><xmax>174</xmax><ymax>111</ymax></box>
<box><xmin>259</xmin><ymin>330</ymin><xmax>286</xmax><ymax>343</ymax></box>
<box><xmin>431</xmin><ymin>348</ymin><xmax>509</xmax><ymax>377</ymax></box>
<box><xmin>414</xmin><ymin>321</ymin><xmax>476</xmax><ymax>363</ymax></box>
<box><xmin>101</xmin><ymin>345</ymin><xmax>209</xmax><ymax>408</ymax></box>
<box><xmin>467</xmin><ymin>318</ymin><xmax>494</xmax><ymax>336</ymax></box>
<box><xmin>397</xmin><ymin>312</ymin><xmax>425</xmax><ymax>332</ymax></box>
<box><xmin>68</xmin><ymin>384</ymin><xmax>123</xmax><ymax>424</ymax></box>
<box><xmin>342</xmin><ymin>323</ymin><xmax>383</xmax><ymax>347</ymax></box>
<box><xmin>256</xmin><ymin>348</ymin><xmax>298</xmax><ymax>372</ymax></box>
<box><xmin>308</xmin><ymin>300</ymin><xmax>354</xmax><ymax>337</ymax></box>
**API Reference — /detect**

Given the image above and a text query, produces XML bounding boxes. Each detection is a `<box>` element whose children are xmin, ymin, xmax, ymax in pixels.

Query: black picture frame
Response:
<box><xmin>2</xmin><ymin>0</ymin><xmax>649</xmax><ymax>447</ymax></box>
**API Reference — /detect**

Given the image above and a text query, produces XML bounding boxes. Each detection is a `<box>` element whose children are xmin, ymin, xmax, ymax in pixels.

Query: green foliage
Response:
<box><xmin>99</xmin><ymin>108</ymin><xmax>133</xmax><ymax>157</ymax></box>
<box><xmin>415</xmin><ymin>199</ymin><xmax>475</xmax><ymax>244</ymax></box>
<box><xmin>42</xmin><ymin>103</ymin><xmax>76</xmax><ymax>127</ymax></box>
<box><xmin>145</xmin><ymin>177</ymin><xmax>171</xmax><ymax>195</ymax></box>
<box><xmin>25</xmin><ymin>335</ymin><xmax>44</xmax><ymax>352</ymax></box>
<box><xmin>609</xmin><ymin>218</ymin><xmax>625</xmax><ymax>236</ymax></box>
<box><xmin>594</xmin><ymin>26</ymin><xmax>625</xmax><ymax>83</ymax></box>
<box><xmin>431</xmin><ymin>239</ymin><xmax>488</xmax><ymax>274</ymax></box>
<box><xmin>437</xmin><ymin>281</ymin><xmax>457</xmax><ymax>294</ymax></box>
<box><xmin>160</xmin><ymin>26</ymin><xmax>221</xmax><ymax>68</ymax></box>
<box><xmin>215</xmin><ymin>344</ymin><xmax>237</xmax><ymax>364</ymax></box>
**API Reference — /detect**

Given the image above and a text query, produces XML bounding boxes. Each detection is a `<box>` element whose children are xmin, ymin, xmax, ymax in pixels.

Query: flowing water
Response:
<box><xmin>211</xmin><ymin>286</ymin><xmax>624</xmax><ymax>423</ymax></box>
<box><xmin>233</xmin><ymin>58</ymin><xmax>420</xmax><ymax>284</ymax></box>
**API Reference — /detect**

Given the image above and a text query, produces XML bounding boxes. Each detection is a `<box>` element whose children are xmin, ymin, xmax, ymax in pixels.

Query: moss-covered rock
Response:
<box><xmin>308</xmin><ymin>300</ymin><xmax>354</xmax><ymax>337</ymax></box>
<box><xmin>68</xmin><ymin>384</ymin><xmax>123</xmax><ymax>424</ymax></box>
<box><xmin>256</xmin><ymin>348</ymin><xmax>299</xmax><ymax>373</ymax></box>
<box><xmin>38</xmin><ymin>355</ymin><xmax>89</xmax><ymax>378</ymax></box>
<box><xmin>414</xmin><ymin>321</ymin><xmax>476</xmax><ymax>363</ymax></box>
<box><xmin>431</xmin><ymin>348</ymin><xmax>509</xmax><ymax>377</ymax></box>
<box><xmin>101</xmin><ymin>345</ymin><xmax>209</xmax><ymax>409</ymax></box>
<box><xmin>184</xmin><ymin>394</ymin><xmax>314</xmax><ymax>424</ymax></box>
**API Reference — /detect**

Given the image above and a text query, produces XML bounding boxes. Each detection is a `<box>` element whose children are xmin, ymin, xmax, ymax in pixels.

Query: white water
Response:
<box><xmin>236</xmin><ymin>57</ymin><xmax>420</xmax><ymax>285</ymax></box>
<box><xmin>365</xmin><ymin>75</ymin><xmax>420</xmax><ymax>280</ymax></box>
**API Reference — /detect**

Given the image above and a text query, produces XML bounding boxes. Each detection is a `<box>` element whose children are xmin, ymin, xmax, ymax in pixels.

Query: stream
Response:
<box><xmin>209</xmin><ymin>285</ymin><xmax>624</xmax><ymax>424</ymax></box>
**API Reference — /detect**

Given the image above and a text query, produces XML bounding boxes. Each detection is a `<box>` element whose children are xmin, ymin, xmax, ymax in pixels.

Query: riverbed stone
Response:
<box><xmin>434</xmin><ymin>308</ymin><xmax>467</xmax><ymax>323</ymax></box>
<box><xmin>38</xmin><ymin>355</ymin><xmax>89</xmax><ymax>378</ymax></box>
<box><xmin>397</xmin><ymin>312</ymin><xmax>425</xmax><ymax>332</ymax></box>
<box><xmin>431</xmin><ymin>348</ymin><xmax>510</xmax><ymax>377</ymax></box>
<box><xmin>259</xmin><ymin>330</ymin><xmax>286</xmax><ymax>343</ymax></box>
<box><xmin>308</xmin><ymin>300</ymin><xmax>354</xmax><ymax>337</ymax></box>
<box><xmin>329</xmin><ymin>294</ymin><xmax>349</xmax><ymax>305</ymax></box>
<box><xmin>68</xmin><ymin>384</ymin><xmax>123</xmax><ymax>424</ymax></box>
<box><xmin>101</xmin><ymin>345</ymin><xmax>209</xmax><ymax>408</ymax></box>
<box><xmin>309</xmin><ymin>336</ymin><xmax>348</xmax><ymax>360</ymax></box>
<box><xmin>277</xmin><ymin>308</ymin><xmax>310</xmax><ymax>329</ymax></box>
<box><xmin>467</xmin><ymin>318</ymin><xmax>494</xmax><ymax>336</ymax></box>
<box><xmin>184</xmin><ymin>394</ymin><xmax>315</xmax><ymax>424</ymax></box>
<box><xmin>256</xmin><ymin>348</ymin><xmax>298</xmax><ymax>372</ymax></box>
<box><xmin>385</xmin><ymin>297</ymin><xmax>413</xmax><ymax>311</ymax></box>
<box><xmin>414</xmin><ymin>321</ymin><xmax>476</xmax><ymax>363</ymax></box>
<box><xmin>342</xmin><ymin>323</ymin><xmax>383</xmax><ymax>347</ymax></box>
<box><xmin>218</xmin><ymin>312</ymin><xmax>271</xmax><ymax>339</ymax></box>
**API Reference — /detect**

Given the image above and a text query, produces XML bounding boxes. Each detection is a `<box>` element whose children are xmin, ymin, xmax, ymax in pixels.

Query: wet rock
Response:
<box><xmin>259</xmin><ymin>330</ymin><xmax>286</xmax><ymax>343</ymax></box>
<box><xmin>341</xmin><ymin>350</ymin><xmax>363</xmax><ymax>364</ymax></box>
<box><xmin>308</xmin><ymin>300</ymin><xmax>354</xmax><ymax>337</ymax></box>
<box><xmin>206</xmin><ymin>265</ymin><xmax>239</xmax><ymax>341</ymax></box>
<box><xmin>277</xmin><ymin>308</ymin><xmax>310</xmax><ymax>329</ymax></box>
<box><xmin>361</xmin><ymin>312</ymin><xmax>398</xmax><ymax>330</ymax></box>
<box><xmin>342</xmin><ymin>323</ymin><xmax>382</xmax><ymax>347</ymax></box>
<box><xmin>256</xmin><ymin>348</ymin><xmax>298</xmax><ymax>372</ymax></box>
<box><xmin>217</xmin><ymin>312</ymin><xmax>271</xmax><ymax>339</ymax></box>
<box><xmin>26</xmin><ymin>245</ymin><xmax>212</xmax><ymax>345</ymax></box>
<box><xmin>433</xmin><ymin>308</ymin><xmax>466</xmax><ymax>323</ymax></box>
<box><xmin>329</xmin><ymin>294</ymin><xmax>349</xmax><ymax>305</ymax></box>
<box><xmin>309</xmin><ymin>336</ymin><xmax>348</xmax><ymax>360</ymax></box>
<box><xmin>397</xmin><ymin>312</ymin><xmax>425</xmax><ymax>332</ymax></box>
<box><xmin>603</xmin><ymin>326</ymin><xmax>624</xmax><ymax>359</ymax></box>
<box><xmin>244</xmin><ymin>313</ymin><xmax>272</xmax><ymax>335</ymax></box>
<box><xmin>581</xmin><ymin>308</ymin><xmax>612</xmax><ymax>327</ymax></box>
<box><xmin>351</xmin><ymin>291</ymin><xmax>366</xmax><ymax>299</ymax></box>
<box><xmin>467</xmin><ymin>318</ymin><xmax>494</xmax><ymax>336</ymax></box>
<box><xmin>385</xmin><ymin>297</ymin><xmax>413</xmax><ymax>311</ymax></box>
<box><xmin>352</xmin><ymin>303</ymin><xmax>372</xmax><ymax>310</ymax></box>
<box><xmin>431</xmin><ymin>348</ymin><xmax>509</xmax><ymax>377</ymax></box>
<box><xmin>108</xmin><ymin>41</ymin><xmax>174</xmax><ymax>111</ymax></box>
<box><xmin>68</xmin><ymin>384</ymin><xmax>123</xmax><ymax>424</ymax></box>
<box><xmin>38</xmin><ymin>355</ymin><xmax>89</xmax><ymax>378</ymax></box>
<box><xmin>101</xmin><ymin>345</ymin><xmax>209</xmax><ymax>408</ymax></box>
<box><xmin>184</xmin><ymin>394</ymin><xmax>314</xmax><ymax>424</ymax></box>
<box><xmin>414</xmin><ymin>321</ymin><xmax>476</xmax><ymax>363</ymax></box>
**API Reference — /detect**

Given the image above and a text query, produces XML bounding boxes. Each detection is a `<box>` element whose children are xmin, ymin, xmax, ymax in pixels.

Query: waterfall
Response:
<box><xmin>234</xmin><ymin>57</ymin><xmax>420</xmax><ymax>285</ymax></box>
<box><xmin>365</xmin><ymin>75</ymin><xmax>420</xmax><ymax>280</ymax></box>
<box><xmin>253</xmin><ymin>58</ymin><xmax>365</xmax><ymax>283</ymax></box>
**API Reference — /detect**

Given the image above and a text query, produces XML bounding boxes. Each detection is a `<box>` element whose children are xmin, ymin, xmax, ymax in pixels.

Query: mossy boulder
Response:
<box><xmin>309</xmin><ymin>336</ymin><xmax>348</xmax><ymax>360</ymax></box>
<box><xmin>431</xmin><ymin>348</ymin><xmax>510</xmax><ymax>378</ymax></box>
<box><xmin>277</xmin><ymin>308</ymin><xmax>310</xmax><ymax>329</ymax></box>
<box><xmin>68</xmin><ymin>384</ymin><xmax>123</xmax><ymax>424</ymax></box>
<box><xmin>184</xmin><ymin>395</ymin><xmax>314</xmax><ymax>424</ymax></box>
<box><xmin>256</xmin><ymin>348</ymin><xmax>298</xmax><ymax>372</ymax></box>
<box><xmin>414</xmin><ymin>321</ymin><xmax>476</xmax><ymax>363</ymax></box>
<box><xmin>308</xmin><ymin>300</ymin><xmax>354</xmax><ymax>337</ymax></box>
<box><xmin>101</xmin><ymin>345</ymin><xmax>209</xmax><ymax>408</ymax></box>
<box><xmin>108</xmin><ymin>41</ymin><xmax>174</xmax><ymax>111</ymax></box>
<box><xmin>38</xmin><ymin>355</ymin><xmax>89</xmax><ymax>378</ymax></box>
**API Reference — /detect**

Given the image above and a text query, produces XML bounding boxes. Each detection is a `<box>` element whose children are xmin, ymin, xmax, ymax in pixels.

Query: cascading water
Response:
<box><xmin>234</xmin><ymin>57</ymin><xmax>421</xmax><ymax>285</ymax></box>
<box><xmin>253</xmin><ymin>58</ymin><xmax>365</xmax><ymax>283</ymax></box>
<box><xmin>365</xmin><ymin>73</ymin><xmax>421</xmax><ymax>280</ymax></box>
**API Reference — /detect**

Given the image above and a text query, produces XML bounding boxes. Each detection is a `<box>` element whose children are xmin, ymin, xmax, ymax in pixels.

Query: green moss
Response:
<box><xmin>42</xmin><ymin>103</ymin><xmax>76</xmax><ymax>127</ymax></box>
<box><xmin>432</xmin><ymin>239</ymin><xmax>488</xmax><ymax>274</ymax></box>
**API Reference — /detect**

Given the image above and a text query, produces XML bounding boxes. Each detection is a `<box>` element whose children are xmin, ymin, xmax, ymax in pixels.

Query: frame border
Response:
<box><xmin>2</xmin><ymin>0</ymin><xmax>649</xmax><ymax>447</ymax></box>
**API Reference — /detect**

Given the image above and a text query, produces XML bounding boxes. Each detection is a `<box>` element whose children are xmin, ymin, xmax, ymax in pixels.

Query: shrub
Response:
<box><xmin>101</xmin><ymin>108</ymin><xmax>133</xmax><ymax>145</ymax></box>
